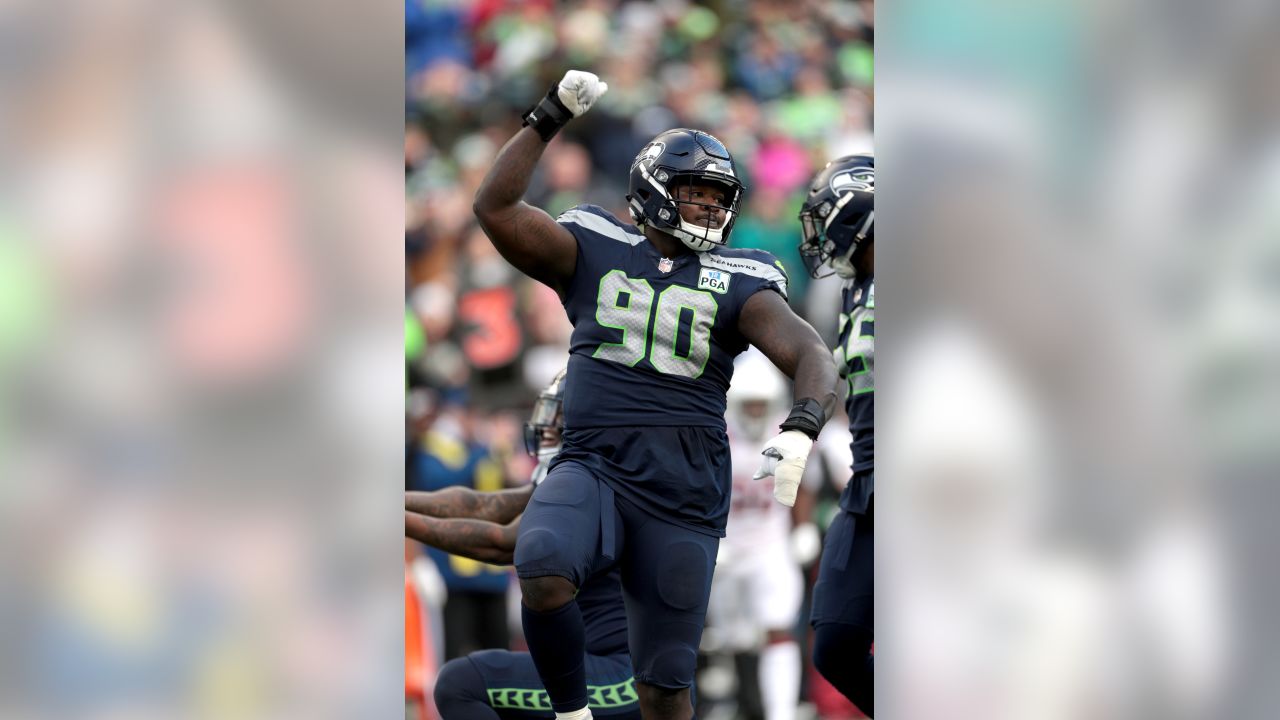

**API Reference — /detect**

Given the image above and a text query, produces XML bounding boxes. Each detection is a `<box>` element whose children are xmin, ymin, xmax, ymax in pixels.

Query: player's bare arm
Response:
<box><xmin>740</xmin><ymin>289</ymin><xmax>839</xmax><ymax>507</ymax></box>
<box><xmin>473</xmin><ymin>129</ymin><xmax>577</xmax><ymax>292</ymax></box>
<box><xmin>473</xmin><ymin>70</ymin><xmax>608</xmax><ymax>295</ymax></box>
<box><xmin>405</xmin><ymin>486</ymin><xmax>534</xmax><ymax>524</ymax></box>
<box><xmin>404</xmin><ymin>511</ymin><xmax>521</xmax><ymax>565</ymax></box>
<box><xmin>739</xmin><ymin>289</ymin><xmax>838</xmax><ymax>418</ymax></box>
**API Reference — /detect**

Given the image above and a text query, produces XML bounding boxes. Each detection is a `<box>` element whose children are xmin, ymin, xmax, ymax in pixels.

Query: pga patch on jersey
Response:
<box><xmin>697</xmin><ymin>267</ymin><xmax>731</xmax><ymax>294</ymax></box>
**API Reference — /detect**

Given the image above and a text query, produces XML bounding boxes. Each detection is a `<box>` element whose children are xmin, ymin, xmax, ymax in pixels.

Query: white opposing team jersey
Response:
<box><xmin>723</xmin><ymin>419</ymin><xmax>794</xmax><ymax>558</ymax></box>
<box><xmin>706</xmin><ymin>417</ymin><xmax>807</xmax><ymax>647</ymax></box>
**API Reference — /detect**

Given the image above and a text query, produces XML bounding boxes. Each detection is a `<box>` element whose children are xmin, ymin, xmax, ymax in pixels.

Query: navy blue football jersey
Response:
<box><xmin>837</xmin><ymin>276</ymin><xmax>874</xmax><ymax>514</ymax></box>
<box><xmin>551</xmin><ymin>204</ymin><xmax>788</xmax><ymax>534</ymax></box>
<box><xmin>555</xmin><ymin>204</ymin><xmax>788</xmax><ymax>429</ymax></box>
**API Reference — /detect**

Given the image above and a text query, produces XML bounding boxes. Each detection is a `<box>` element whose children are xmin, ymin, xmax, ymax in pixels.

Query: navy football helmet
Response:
<box><xmin>522</xmin><ymin>367</ymin><xmax>567</xmax><ymax>457</ymax></box>
<box><xmin>798</xmin><ymin>154</ymin><xmax>874</xmax><ymax>279</ymax></box>
<box><xmin>627</xmin><ymin>128</ymin><xmax>745</xmax><ymax>252</ymax></box>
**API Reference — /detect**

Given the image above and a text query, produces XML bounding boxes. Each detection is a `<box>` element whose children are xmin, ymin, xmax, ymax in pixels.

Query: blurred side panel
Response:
<box><xmin>880</xmin><ymin>0</ymin><xmax>1278</xmax><ymax>716</ymax></box>
<box><xmin>0</xmin><ymin>0</ymin><xmax>404</xmax><ymax>716</ymax></box>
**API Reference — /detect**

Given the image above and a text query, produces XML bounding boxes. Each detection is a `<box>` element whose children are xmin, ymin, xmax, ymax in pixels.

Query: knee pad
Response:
<box><xmin>513</xmin><ymin>528</ymin><xmax>561</xmax><ymax>573</ymax></box>
<box><xmin>655</xmin><ymin>541</ymin><xmax>712</xmax><ymax>611</ymax></box>
<box><xmin>643</xmin><ymin>647</ymin><xmax>699</xmax><ymax>689</ymax></box>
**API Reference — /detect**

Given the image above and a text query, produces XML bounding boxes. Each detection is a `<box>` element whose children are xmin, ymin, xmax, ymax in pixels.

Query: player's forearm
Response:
<box><xmin>405</xmin><ymin>488</ymin><xmax>482</xmax><ymax>519</ymax></box>
<box><xmin>404</xmin><ymin>512</ymin><xmax>515</xmax><ymax>565</ymax></box>
<box><xmin>473</xmin><ymin>127</ymin><xmax>547</xmax><ymax>216</ymax></box>
<box><xmin>792</xmin><ymin>343</ymin><xmax>839</xmax><ymax>424</ymax></box>
<box><xmin>740</xmin><ymin>291</ymin><xmax>837</xmax><ymax>429</ymax></box>
<box><xmin>476</xmin><ymin>486</ymin><xmax>535</xmax><ymax>525</ymax></box>
<box><xmin>405</xmin><ymin>486</ymin><xmax>533</xmax><ymax>523</ymax></box>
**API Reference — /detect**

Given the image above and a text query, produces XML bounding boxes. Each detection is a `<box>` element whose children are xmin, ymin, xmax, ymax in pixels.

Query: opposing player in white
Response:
<box><xmin>706</xmin><ymin>349</ymin><xmax>820</xmax><ymax>720</ymax></box>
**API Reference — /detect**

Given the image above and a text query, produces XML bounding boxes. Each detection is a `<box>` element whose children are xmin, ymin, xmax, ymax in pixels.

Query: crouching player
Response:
<box><xmin>406</xmin><ymin>370</ymin><xmax>640</xmax><ymax>720</ymax></box>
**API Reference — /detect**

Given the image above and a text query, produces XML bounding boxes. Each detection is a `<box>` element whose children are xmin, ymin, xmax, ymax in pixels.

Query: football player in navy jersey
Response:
<box><xmin>472</xmin><ymin>70</ymin><xmax>838</xmax><ymax>720</ymax></box>
<box><xmin>796</xmin><ymin>155</ymin><xmax>875</xmax><ymax>716</ymax></box>
<box><xmin>406</xmin><ymin>370</ymin><xmax>643</xmax><ymax>720</ymax></box>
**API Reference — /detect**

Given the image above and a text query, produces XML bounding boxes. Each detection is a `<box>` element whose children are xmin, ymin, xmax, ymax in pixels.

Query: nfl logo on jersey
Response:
<box><xmin>658</xmin><ymin>257</ymin><xmax>674</xmax><ymax>273</ymax></box>
<box><xmin>697</xmin><ymin>267</ymin><xmax>730</xmax><ymax>294</ymax></box>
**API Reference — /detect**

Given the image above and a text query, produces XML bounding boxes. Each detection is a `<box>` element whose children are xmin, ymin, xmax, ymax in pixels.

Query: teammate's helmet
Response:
<box><xmin>523</xmin><ymin>367</ymin><xmax>567</xmax><ymax>456</ymax></box>
<box><xmin>797</xmin><ymin>154</ymin><xmax>874</xmax><ymax>279</ymax></box>
<box><xmin>727</xmin><ymin>349</ymin><xmax>788</xmax><ymax>443</ymax></box>
<box><xmin>627</xmin><ymin>128</ymin><xmax>745</xmax><ymax>252</ymax></box>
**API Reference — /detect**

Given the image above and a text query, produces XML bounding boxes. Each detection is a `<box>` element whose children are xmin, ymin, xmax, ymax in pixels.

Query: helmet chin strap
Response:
<box><xmin>831</xmin><ymin>255</ymin><xmax>858</xmax><ymax>279</ymax></box>
<box><xmin>674</xmin><ymin>215</ymin><xmax>730</xmax><ymax>251</ymax></box>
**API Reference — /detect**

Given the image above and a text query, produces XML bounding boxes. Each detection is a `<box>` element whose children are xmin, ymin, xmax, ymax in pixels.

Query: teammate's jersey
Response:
<box><xmin>578</xmin><ymin>565</ymin><xmax>628</xmax><ymax>657</ymax></box>
<box><xmin>552</xmin><ymin>204</ymin><xmax>788</xmax><ymax>534</ymax></box>
<box><xmin>556</xmin><ymin>205</ymin><xmax>788</xmax><ymax>430</ymax></box>
<box><xmin>837</xmin><ymin>276</ymin><xmax>874</xmax><ymax>513</ymax></box>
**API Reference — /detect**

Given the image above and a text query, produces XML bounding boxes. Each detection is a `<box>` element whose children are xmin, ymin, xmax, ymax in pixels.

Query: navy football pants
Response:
<box><xmin>811</xmin><ymin>497</ymin><xmax>874</xmax><ymax>716</ymax></box>
<box><xmin>514</xmin><ymin>460</ymin><xmax>719</xmax><ymax>690</ymax></box>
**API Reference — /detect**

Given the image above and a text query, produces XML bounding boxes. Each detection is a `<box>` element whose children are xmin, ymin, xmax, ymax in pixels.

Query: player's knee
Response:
<box><xmin>433</xmin><ymin>657</ymin><xmax>485</xmax><ymax>710</ymax></box>
<box><xmin>813</xmin><ymin>623</ymin><xmax>871</xmax><ymax>680</ymax></box>
<box><xmin>519</xmin><ymin>575</ymin><xmax>576</xmax><ymax>613</ymax></box>
<box><xmin>636</xmin><ymin>682</ymin><xmax>692</xmax><ymax>720</ymax></box>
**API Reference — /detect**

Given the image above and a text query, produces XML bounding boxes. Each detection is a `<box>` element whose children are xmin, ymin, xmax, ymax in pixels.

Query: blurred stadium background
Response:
<box><xmin>0</xmin><ymin>0</ymin><xmax>1272</xmax><ymax>716</ymax></box>
<box><xmin>404</xmin><ymin>1</ymin><xmax>873</xmax><ymax>718</ymax></box>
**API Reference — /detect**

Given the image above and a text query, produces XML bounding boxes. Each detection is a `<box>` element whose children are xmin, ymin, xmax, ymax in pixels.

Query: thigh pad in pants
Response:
<box><xmin>515</xmin><ymin>461</ymin><xmax>616</xmax><ymax>589</ymax></box>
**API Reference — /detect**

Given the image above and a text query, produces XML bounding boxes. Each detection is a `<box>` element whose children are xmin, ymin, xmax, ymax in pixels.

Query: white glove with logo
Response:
<box><xmin>752</xmin><ymin>429</ymin><xmax>814</xmax><ymax>508</ymax></box>
<box><xmin>556</xmin><ymin>70</ymin><xmax>609</xmax><ymax>117</ymax></box>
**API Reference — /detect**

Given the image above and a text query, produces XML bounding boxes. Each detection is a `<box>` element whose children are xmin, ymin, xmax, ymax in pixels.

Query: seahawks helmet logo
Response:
<box><xmin>634</xmin><ymin>141</ymin><xmax>666</xmax><ymax>170</ymax></box>
<box><xmin>831</xmin><ymin>167</ymin><xmax>874</xmax><ymax>194</ymax></box>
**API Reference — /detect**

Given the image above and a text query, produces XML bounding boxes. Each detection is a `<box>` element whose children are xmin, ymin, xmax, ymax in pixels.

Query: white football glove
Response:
<box><xmin>556</xmin><ymin>70</ymin><xmax>608</xmax><ymax>117</ymax></box>
<box><xmin>752</xmin><ymin>429</ymin><xmax>814</xmax><ymax>508</ymax></box>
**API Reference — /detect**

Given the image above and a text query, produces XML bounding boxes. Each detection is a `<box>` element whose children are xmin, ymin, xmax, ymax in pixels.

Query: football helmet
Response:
<box><xmin>797</xmin><ymin>154</ymin><xmax>874</xmax><ymax>279</ymax></box>
<box><xmin>727</xmin><ymin>349</ymin><xmax>788</xmax><ymax>443</ymax></box>
<box><xmin>627</xmin><ymin>128</ymin><xmax>745</xmax><ymax>252</ymax></box>
<box><xmin>523</xmin><ymin>367</ymin><xmax>567</xmax><ymax>457</ymax></box>
<box><xmin>523</xmin><ymin>367</ymin><xmax>567</xmax><ymax>487</ymax></box>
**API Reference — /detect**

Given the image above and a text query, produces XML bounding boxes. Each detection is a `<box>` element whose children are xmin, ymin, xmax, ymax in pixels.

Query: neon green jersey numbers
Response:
<box><xmin>593</xmin><ymin>269</ymin><xmax>654</xmax><ymax>367</ymax></box>
<box><xmin>837</xmin><ymin>304</ymin><xmax>874</xmax><ymax>395</ymax></box>
<box><xmin>592</xmin><ymin>271</ymin><xmax>718</xmax><ymax>379</ymax></box>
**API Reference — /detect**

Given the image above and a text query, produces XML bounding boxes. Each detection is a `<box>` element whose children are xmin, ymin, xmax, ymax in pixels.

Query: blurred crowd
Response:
<box><xmin>405</xmin><ymin>0</ymin><xmax>872</xmax><ymax>717</ymax></box>
<box><xmin>406</xmin><ymin>0</ymin><xmax>873</xmax><ymax>409</ymax></box>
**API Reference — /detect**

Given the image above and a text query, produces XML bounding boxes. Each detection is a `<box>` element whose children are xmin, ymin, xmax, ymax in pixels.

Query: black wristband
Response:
<box><xmin>521</xmin><ymin>88</ymin><xmax>574</xmax><ymax>141</ymax></box>
<box><xmin>779</xmin><ymin>398</ymin><xmax>825</xmax><ymax>440</ymax></box>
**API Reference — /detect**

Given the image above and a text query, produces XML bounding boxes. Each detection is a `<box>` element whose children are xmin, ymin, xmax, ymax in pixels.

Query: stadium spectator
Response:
<box><xmin>407</xmin><ymin>396</ymin><xmax>512</xmax><ymax>661</ymax></box>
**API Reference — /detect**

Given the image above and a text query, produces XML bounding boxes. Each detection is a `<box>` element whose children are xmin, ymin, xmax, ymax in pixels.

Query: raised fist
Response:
<box><xmin>555</xmin><ymin>70</ymin><xmax>608</xmax><ymax>117</ymax></box>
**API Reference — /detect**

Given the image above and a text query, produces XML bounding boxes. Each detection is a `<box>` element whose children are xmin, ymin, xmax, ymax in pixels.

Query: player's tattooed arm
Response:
<box><xmin>404</xmin><ymin>512</ymin><xmax>520</xmax><ymax>565</ymax></box>
<box><xmin>473</xmin><ymin>128</ymin><xmax>577</xmax><ymax>295</ymax></box>
<box><xmin>740</xmin><ymin>289</ymin><xmax>839</xmax><ymax>422</ymax></box>
<box><xmin>405</xmin><ymin>485</ymin><xmax>534</xmax><ymax>524</ymax></box>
